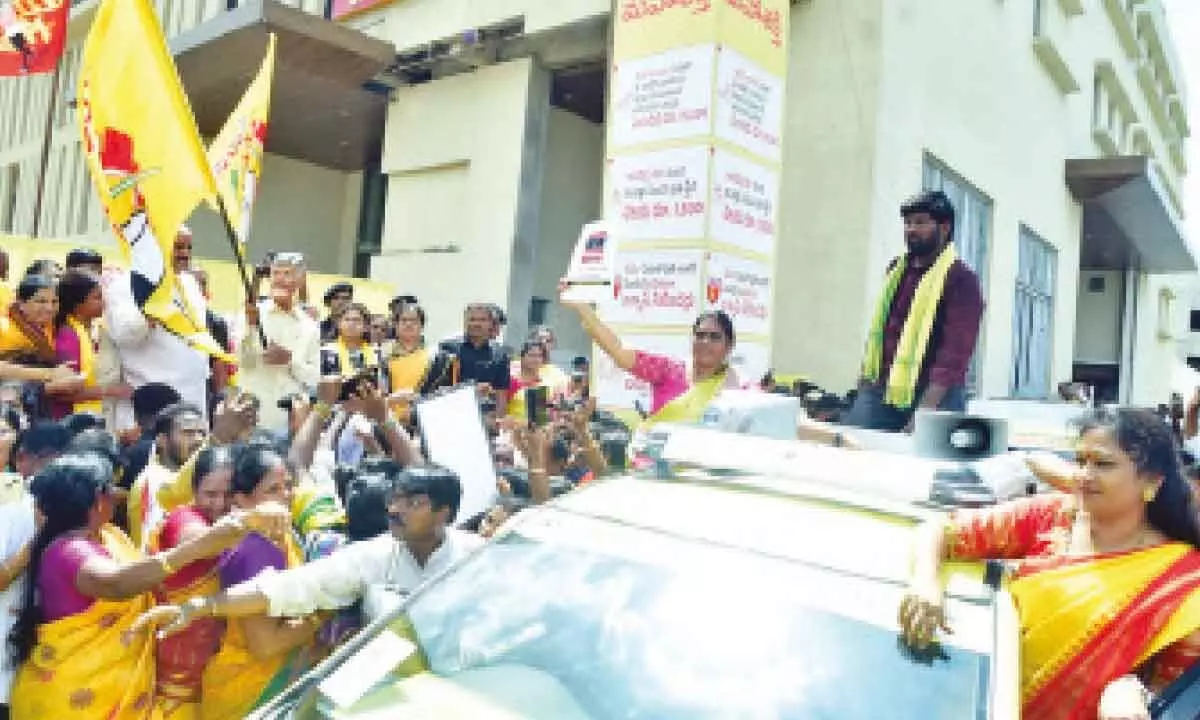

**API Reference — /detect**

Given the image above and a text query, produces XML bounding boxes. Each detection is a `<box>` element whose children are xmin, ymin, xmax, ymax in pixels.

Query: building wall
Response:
<box><xmin>186</xmin><ymin>153</ymin><xmax>361</xmax><ymax>274</ymax></box>
<box><xmin>533</xmin><ymin>108</ymin><xmax>604</xmax><ymax>363</ymax></box>
<box><xmin>369</xmin><ymin>57</ymin><xmax>543</xmax><ymax>345</ymax></box>
<box><xmin>773</xmin><ymin>0</ymin><xmax>1189</xmax><ymax>403</ymax></box>
<box><xmin>773</xmin><ymin>0</ymin><xmax>885</xmax><ymax>389</ymax></box>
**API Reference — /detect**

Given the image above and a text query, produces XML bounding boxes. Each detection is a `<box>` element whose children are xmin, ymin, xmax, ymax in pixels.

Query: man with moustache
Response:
<box><xmin>137</xmin><ymin>465</ymin><xmax>484</xmax><ymax>637</ymax></box>
<box><xmin>844</xmin><ymin>190</ymin><xmax>984</xmax><ymax>433</ymax></box>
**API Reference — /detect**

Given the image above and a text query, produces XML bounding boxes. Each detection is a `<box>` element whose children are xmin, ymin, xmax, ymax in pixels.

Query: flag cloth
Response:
<box><xmin>78</xmin><ymin>0</ymin><xmax>231</xmax><ymax>361</ymax></box>
<box><xmin>0</xmin><ymin>0</ymin><xmax>69</xmax><ymax>75</ymax></box>
<box><xmin>209</xmin><ymin>33</ymin><xmax>275</xmax><ymax>253</ymax></box>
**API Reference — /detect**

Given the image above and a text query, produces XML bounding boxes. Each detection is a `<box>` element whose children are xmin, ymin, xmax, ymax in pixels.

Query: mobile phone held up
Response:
<box><xmin>526</xmin><ymin>386</ymin><xmax>550</xmax><ymax>429</ymax></box>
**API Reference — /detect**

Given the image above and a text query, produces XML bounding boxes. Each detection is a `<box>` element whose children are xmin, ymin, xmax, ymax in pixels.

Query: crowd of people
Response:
<box><xmin>1</xmin><ymin>185</ymin><xmax>1199</xmax><ymax>720</ymax></box>
<box><xmin>0</xmin><ymin>235</ymin><xmax>619</xmax><ymax>718</ymax></box>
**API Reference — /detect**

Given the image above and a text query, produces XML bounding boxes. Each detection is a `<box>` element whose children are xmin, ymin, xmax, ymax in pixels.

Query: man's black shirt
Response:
<box><xmin>440</xmin><ymin>337</ymin><xmax>511</xmax><ymax>390</ymax></box>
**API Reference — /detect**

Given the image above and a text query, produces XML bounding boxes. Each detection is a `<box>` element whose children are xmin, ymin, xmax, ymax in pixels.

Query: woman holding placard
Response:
<box><xmin>559</xmin><ymin>280</ymin><xmax>739</xmax><ymax>428</ymax></box>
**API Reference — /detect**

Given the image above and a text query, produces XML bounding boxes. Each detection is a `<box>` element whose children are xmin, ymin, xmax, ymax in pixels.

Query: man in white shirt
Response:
<box><xmin>103</xmin><ymin>229</ymin><xmax>210</xmax><ymax>432</ymax></box>
<box><xmin>239</xmin><ymin>252</ymin><xmax>320</xmax><ymax>431</ymax></box>
<box><xmin>140</xmin><ymin>465</ymin><xmax>484</xmax><ymax>633</ymax></box>
<box><xmin>0</xmin><ymin>423</ymin><xmax>73</xmax><ymax>715</ymax></box>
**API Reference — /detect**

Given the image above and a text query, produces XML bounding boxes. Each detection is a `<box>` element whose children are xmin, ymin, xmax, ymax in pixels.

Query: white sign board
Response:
<box><xmin>709</xmin><ymin>148</ymin><xmax>779</xmax><ymax>256</ymax></box>
<box><xmin>603</xmin><ymin>248</ymin><xmax>704</xmax><ymax>326</ymax></box>
<box><xmin>610</xmin><ymin>44</ymin><xmax>717</xmax><ymax>148</ymax></box>
<box><xmin>714</xmin><ymin>46</ymin><xmax>785</xmax><ymax>162</ymax></box>
<box><xmin>705</xmin><ymin>252</ymin><xmax>773</xmax><ymax>336</ymax></box>
<box><xmin>561</xmin><ymin>220</ymin><xmax>619</xmax><ymax>305</ymax></box>
<box><xmin>609</xmin><ymin>145</ymin><xmax>711</xmax><ymax>242</ymax></box>
<box><xmin>415</xmin><ymin>385</ymin><xmax>497</xmax><ymax>525</ymax></box>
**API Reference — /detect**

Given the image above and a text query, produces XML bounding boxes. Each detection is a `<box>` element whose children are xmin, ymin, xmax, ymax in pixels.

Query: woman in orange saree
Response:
<box><xmin>900</xmin><ymin>407</ymin><xmax>1200</xmax><ymax>720</ymax></box>
<box><xmin>7</xmin><ymin>452</ymin><xmax>286</xmax><ymax>720</ymax></box>
<box><xmin>147</xmin><ymin>446</ymin><xmax>238</xmax><ymax>720</ymax></box>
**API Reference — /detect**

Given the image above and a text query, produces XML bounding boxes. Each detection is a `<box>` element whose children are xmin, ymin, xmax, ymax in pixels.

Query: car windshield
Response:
<box><xmin>295</xmin><ymin>508</ymin><xmax>994</xmax><ymax>719</ymax></box>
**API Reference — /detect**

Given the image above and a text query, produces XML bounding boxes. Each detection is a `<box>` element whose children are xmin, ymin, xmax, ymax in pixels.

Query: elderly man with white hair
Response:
<box><xmin>103</xmin><ymin>227</ymin><xmax>210</xmax><ymax>431</ymax></box>
<box><xmin>239</xmin><ymin>251</ymin><xmax>321</xmax><ymax>431</ymax></box>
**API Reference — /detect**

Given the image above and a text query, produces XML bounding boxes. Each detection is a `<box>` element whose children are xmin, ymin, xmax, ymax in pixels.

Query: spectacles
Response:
<box><xmin>693</xmin><ymin>330</ymin><xmax>725</xmax><ymax>343</ymax></box>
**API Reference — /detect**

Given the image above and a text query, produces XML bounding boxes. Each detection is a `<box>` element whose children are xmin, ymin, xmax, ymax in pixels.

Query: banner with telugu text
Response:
<box><xmin>598</xmin><ymin>0</ymin><xmax>789</xmax><ymax>411</ymax></box>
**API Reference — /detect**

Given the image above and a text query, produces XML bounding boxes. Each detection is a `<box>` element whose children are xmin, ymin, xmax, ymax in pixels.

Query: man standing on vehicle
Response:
<box><xmin>134</xmin><ymin>465</ymin><xmax>484</xmax><ymax>635</ymax></box>
<box><xmin>843</xmin><ymin>190</ymin><xmax>984</xmax><ymax>433</ymax></box>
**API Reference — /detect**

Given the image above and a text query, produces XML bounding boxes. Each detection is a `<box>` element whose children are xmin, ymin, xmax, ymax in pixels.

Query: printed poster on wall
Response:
<box><xmin>714</xmin><ymin>47</ymin><xmax>785</xmax><ymax>162</ymax></box>
<box><xmin>704</xmin><ymin>252</ymin><xmax>773</xmax><ymax>337</ymax></box>
<box><xmin>593</xmin><ymin>333</ymin><xmax>691</xmax><ymax>411</ymax></box>
<box><xmin>602</xmin><ymin>249</ymin><xmax>704</xmax><ymax>326</ymax></box>
<box><xmin>709</xmin><ymin>148</ymin><xmax>779</xmax><ymax>256</ymax></box>
<box><xmin>610</xmin><ymin>44</ymin><xmax>716</xmax><ymax>149</ymax></box>
<box><xmin>609</xmin><ymin>145</ymin><xmax>711</xmax><ymax>241</ymax></box>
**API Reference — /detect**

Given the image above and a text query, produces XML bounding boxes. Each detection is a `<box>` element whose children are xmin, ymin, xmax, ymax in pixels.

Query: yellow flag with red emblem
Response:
<box><xmin>77</xmin><ymin>0</ymin><xmax>231</xmax><ymax>361</ymax></box>
<box><xmin>209</xmin><ymin>33</ymin><xmax>275</xmax><ymax>255</ymax></box>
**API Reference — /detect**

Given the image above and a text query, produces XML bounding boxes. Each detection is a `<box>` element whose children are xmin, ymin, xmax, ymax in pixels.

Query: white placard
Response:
<box><xmin>609</xmin><ymin>145</ymin><xmax>710</xmax><ymax>241</ymax></box>
<box><xmin>415</xmin><ymin>385</ymin><xmax>498</xmax><ymax>525</ymax></box>
<box><xmin>714</xmin><ymin>47</ymin><xmax>784</xmax><ymax>162</ymax></box>
<box><xmin>709</xmin><ymin>148</ymin><xmax>779</xmax><ymax>256</ymax></box>
<box><xmin>603</xmin><ymin>249</ymin><xmax>704</xmax><ymax>326</ymax></box>
<box><xmin>704</xmin><ymin>252</ymin><xmax>773</xmax><ymax>336</ymax></box>
<box><xmin>562</xmin><ymin>220</ymin><xmax>618</xmax><ymax>305</ymax></box>
<box><xmin>610</xmin><ymin>44</ymin><xmax>716</xmax><ymax>148</ymax></box>
<box><xmin>593</xmin><ymin>333</ymin><xmax>692</xmax><ymax>412</ymax></box>
<box><xmin>318</xmin><ymin>631</ymin><xmax>417</xmax><ymax>708</ymax></box>
<box><xmin>730</xmin><ymin>340</ymin><xmax>771</xmax><ymax>388</ymax></box>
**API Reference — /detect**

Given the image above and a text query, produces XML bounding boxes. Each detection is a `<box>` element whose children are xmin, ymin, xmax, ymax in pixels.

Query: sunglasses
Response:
<box><xmin>693</xmin><ymin>330</ymin><xmax>725</xmax><ymax>343</ymax></box>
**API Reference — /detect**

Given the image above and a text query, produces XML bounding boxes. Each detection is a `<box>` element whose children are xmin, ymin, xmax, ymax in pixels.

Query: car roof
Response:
<box><xmin>549</xmin><ymin>472</ymin><xmax>992</xmax><ymax>603</ymax></box>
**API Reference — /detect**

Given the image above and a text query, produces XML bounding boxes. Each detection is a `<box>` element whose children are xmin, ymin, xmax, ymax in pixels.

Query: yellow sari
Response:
<box><xmin>200</xmin><ymin>532</ymin><xmax>309</xmax><ymax>720</ymax></box>
<box><xmin>1010</xmin><ymin>542</ymin><xmax>1200</xmax><ymax>719</ymax></box>
<box><xmin>66</xmin><ymin>315</ymin><xmax>104</xmax><ymax>415</ymax></box>
<box><xmin>9</xmin><ymin>526</ymin><xmax>156</xmax><ymax>720</ymax></box>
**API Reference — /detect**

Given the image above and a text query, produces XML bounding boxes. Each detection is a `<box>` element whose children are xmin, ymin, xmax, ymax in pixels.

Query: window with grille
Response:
<box><xmin>922</xmin><ymin>155</ymin><xmax>992</xmax><ymax>395</ymax></box>
<box><xmin>1011</xmin><ymin>226</ymin><xmax>1057</xmax><ymax>399</ymax></box>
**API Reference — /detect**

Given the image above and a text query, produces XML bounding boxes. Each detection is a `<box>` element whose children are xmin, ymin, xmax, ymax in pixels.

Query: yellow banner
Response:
<box><xmin>209</xmin><ymin>33</ymin><xmax>276</xmax><ymax>252</ymax></box>
<box><xmin>77</xmin><ymin>0</ymin><xmax>226</xmax><ymax>359</ymax></box>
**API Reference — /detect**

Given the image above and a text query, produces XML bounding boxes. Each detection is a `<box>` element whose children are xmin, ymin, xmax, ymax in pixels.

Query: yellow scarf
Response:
<box><xmin>10</xmin><ymin>526</ymin><xmax>155</xmax><ymax>720</ymax></box>
<box><xmin>336</xmin><ymin>337</ymin><xmax>377</xmax><ymax>376</ymax></box>
<box><xmin>644</xmin><ymin>371</ymin><xmax>727</xmax><ymax>428</ymax></box>
<box><xmin>861</xmin><ymin>245</ymin><xmax>957</xmax><ymax>410</ymax></box>
<box><xmin>68</xmin><ymin>315</ymin><xmax>103</xmax><ymax>414</ymax></box>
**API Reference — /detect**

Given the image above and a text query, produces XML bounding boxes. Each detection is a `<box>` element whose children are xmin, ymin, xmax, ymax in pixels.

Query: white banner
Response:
<box><xmin>603</xmin><ymin>249</ymin><xmax>704</xmax><ymax>326</ymax></box>
<box><xmin>610</xmin><ymin>44</ymin><xmax>717</xmax><ymax>148</ymax></box>
<box><xmin>715</xmin><ymin>47</ymin><xmax>785</xmax><ymax>162</ymax></box>
<box><xmin>704</xmin><ymin>252</ymin><xmax>772</xmax><ymax>337</ymax></box>
<box><xmin>610</xmin><ymin>146</ymin><xmax>711</xmax><ymax>241</ymax></box>
<box><xmin>730</xmin><ymin>340</ymin><xmax>771</xmax><ymax>388</ymax></box>
<box><xmin>709</xmin><ymin>148</ymin><xmax>778</xmax><ymax>256</ymax></box>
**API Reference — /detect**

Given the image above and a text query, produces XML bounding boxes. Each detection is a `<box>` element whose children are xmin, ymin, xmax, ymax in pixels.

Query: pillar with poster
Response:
<box><xmin>587</xmin><ymin>0</ymin><xmax>789</xmax><ymax>420</ymax></box>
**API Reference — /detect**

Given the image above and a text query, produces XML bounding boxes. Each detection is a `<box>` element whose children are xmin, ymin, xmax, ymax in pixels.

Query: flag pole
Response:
<box><xmin>30</xmin><ymin>59</ymin><xmax>63</xmax><ymax>239</ymax></box>
<box><xmin>215</xmin><ymin>194</ymin><xmax>269</xmax><ymax>349</ymax></box>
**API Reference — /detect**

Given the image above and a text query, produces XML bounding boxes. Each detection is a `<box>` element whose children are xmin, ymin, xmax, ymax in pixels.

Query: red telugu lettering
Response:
<box><xmin>724</xmin><ymin>0</ymin><xmax>783</xmax><ymax>48</ymax></box>
<box><xmin>621</xmin><ymin>0</ymin><xmax>713</xmax><ymax>23</ymax></box>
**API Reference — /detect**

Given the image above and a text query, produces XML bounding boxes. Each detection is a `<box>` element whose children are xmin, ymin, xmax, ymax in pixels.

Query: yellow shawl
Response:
<box><xmin>861</xmin><ymin>245</ymin><xmax>957</xmax><ymax>410</ymax></box>
<box><xmin>67</xmin><ymin>315</ymin><xmax>104</xmax><ymax>415</ymax></box>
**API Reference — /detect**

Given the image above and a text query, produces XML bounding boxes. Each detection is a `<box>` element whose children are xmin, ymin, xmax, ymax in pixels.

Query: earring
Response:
<box><xmin>1144</xmin><ymin>486</ymin><xmax>1158</xmax><ymax>503</ymax></box>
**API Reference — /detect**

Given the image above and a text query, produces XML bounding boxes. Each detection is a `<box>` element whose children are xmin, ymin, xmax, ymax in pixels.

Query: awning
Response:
<box><xmin>1066</xmin><ymin>156</ymin><xmax>1195</xmax><ymax>272</ymax></box>
<box><xmin>169</xmin><ymin>0</ymin><xmax>396</xmax><ymax>171</ymax></box>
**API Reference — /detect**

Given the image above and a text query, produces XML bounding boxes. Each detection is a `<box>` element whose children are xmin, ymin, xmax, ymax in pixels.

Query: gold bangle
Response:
<box><xmin>154</xmin><ymin>554</ymin><xmax>176</xmax><ymax>576</ymax></box>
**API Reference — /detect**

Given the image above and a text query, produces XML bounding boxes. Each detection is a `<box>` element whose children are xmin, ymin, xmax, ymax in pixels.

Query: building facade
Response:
<box><xmin>0</xmin><ymin>0</ymin><xmax>1192</xmax><ymax>405</ymax></box>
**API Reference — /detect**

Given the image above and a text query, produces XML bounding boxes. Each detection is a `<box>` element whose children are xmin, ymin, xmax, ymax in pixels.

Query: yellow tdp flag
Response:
<box><xmin>209</xmin><ymin>33</ymin><xmax>276</xmax><ymax>252</ymax></box>
<box><xmin>77</xmin><ymin>0</ymin><xmax>230</xmax><ymax>360</ymax></box>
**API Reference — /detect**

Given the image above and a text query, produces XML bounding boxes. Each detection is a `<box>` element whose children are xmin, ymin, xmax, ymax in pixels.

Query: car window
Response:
<box><xmin>294</xmin><ymin>509</ymin><xmax>995</xmax><ymax>719</ymax></box>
